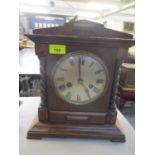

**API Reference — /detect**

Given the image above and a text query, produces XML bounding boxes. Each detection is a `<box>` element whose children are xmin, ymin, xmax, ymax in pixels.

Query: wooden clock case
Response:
<box><xmin>26</xmin><ymin>20</ymin><xmax>134</xmax><ymax>142</ymax></box>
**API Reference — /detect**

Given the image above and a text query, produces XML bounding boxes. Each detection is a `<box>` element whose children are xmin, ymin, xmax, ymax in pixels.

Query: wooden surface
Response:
<box><xmin>19</xmin><ymin>97</ymin><xmax>135</xmax><ymax>155</ymax></box>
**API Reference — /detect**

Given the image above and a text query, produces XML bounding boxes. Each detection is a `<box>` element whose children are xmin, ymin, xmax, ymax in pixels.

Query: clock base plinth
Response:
<box><xmin>27</xmin><ymin>121</ymin><xmax>125</xmax><ymax>142</ymax></box>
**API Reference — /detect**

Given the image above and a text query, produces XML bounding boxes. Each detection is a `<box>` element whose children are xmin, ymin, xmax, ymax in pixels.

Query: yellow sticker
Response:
<box><xmin>49</xmin><ymin>44</ymin><xmax>66</xmax><ymax>55</ymax></box>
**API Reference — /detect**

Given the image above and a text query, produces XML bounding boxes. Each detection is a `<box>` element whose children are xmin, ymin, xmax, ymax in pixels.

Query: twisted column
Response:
<box><xmin>39</xmin><ymin>56</ymin><xmax>47</xmax><ymax>107</ymax></box>
<box><xmin>109</xmin><ymin>60</ymin><xmax>123</xmax><ymax>112</ymax></box>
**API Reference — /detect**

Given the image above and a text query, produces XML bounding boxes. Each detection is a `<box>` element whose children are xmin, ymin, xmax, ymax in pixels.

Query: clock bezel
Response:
<box><xmin>50</xmin><ymin>51</ymin><xmax>110</xmax><ymax>105</ymax></box>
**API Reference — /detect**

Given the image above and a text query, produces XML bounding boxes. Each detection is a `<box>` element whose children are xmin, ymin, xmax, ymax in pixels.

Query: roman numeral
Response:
<box><xmin>92</xmin><ymin>86</ymin><xmax>101</xmax><ymax>94</ymax></box>
<box><xmin>65</xmin><ymin>91</ymin><xmax>72</xmax><ymax>99</ymax></box>
<box><xmin>96</xmin><ymin>79</ymin><xmax>104</xmax><ymax>84</ymax></box>
<box><xmin>94</xmin><ymin>69</ymin><xmax>103</xmax><ymax>74</ymax></box>
<box><xmin>79</xmin><ymin>57</ymin><xmax>85</xmax><ymax>65</ymax></box>
<box><xmin>58</xmin><ymin>84</ymin><xmax>66</xmax><ymax>91</ymax></box>
<box><xmin>56</xmin><ymin>77</ymin><xmax>64</xmax><ymax>81</ymax></box>
<box><xmin>59</xmin><ymin>67</ymin><xmax>67</xmax><ymax>72</ymax></box>
<box><xmin>84</xmin><ymin>88</ymin><xmax>91</xmax><ymax>99</ymax></box>
<box><xmin>89</xmin><ymin>62</ymin><xmax>94</xmax><ymax>68</ymax></box>
<box><xmin>77</xmin><ymin>95</ymin><xmax>81</xmax><ymax>102</ymax></box>
<box><xmin>69</xmin><ymin>58</ymin><xmax>75</xmax><ymax>66</ymax></box>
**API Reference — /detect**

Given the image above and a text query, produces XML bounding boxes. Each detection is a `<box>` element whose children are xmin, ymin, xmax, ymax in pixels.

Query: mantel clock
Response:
<box><xmin>26</xmin><ymin>20</ymin><xmax>134</xmax><ymax>142</ymax></box>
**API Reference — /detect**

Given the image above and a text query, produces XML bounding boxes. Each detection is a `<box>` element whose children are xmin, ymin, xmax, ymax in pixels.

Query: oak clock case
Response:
<box><xmin>26</xmin><ymin>20</ymin><xmax>135</xmax><ymax>142</ymax></box>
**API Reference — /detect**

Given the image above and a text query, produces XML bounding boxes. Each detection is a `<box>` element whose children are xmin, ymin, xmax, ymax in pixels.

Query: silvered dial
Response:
<box><xmin>51</xmin><ymin>52</ymin><xmax>109</xmax><ymax>105</ymax></box>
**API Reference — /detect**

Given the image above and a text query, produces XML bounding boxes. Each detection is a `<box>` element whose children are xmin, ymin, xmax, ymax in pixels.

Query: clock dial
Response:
<box><xmin>51</xmin><ymin>52</ymin><xmax>109</xmax><ymax>105</ymax></box>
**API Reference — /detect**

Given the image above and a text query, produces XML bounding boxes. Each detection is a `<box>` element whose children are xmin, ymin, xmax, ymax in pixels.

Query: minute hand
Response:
<box><xmin>80</xmin><ymin>81</ymin><xmax>91</xmax><ymax>99</ymax></box>
<box><xmin>78</xmin><ymin>57</ymin><xmax>82</xmax><ymax>81</ymax></box>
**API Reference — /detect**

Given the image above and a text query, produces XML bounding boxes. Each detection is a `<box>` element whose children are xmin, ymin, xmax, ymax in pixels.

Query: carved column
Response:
<box><xmin>107</xmin><ymin>47</ymin><xmax>128</xmax><ymax>124</ymax></box>
<box><xmin>106</xmin><ymin>59</ymin><xmax>123</xmax><ymax>124</ymax></box>
<box><xmin>109</xmin><ymin>60</ymin><xmax>123</xmax><ymax>112</ymax></box>
<box><xmin>38</xmin><ymin>56</ymin><xmax>48</xmax><ymax>121</ymax></box>
<box><xmin>109</xmin><ymin>47</ymin><xmax>128</xmax><ymax>114</ymax></box>
<box><xmin>39</xmin><ymin>56</ymin><xmax>47</xmax><ymax>107</ymax></box>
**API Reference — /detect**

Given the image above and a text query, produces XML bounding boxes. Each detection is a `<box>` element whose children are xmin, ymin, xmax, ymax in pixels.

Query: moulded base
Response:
<box><xmin>27</xmin><ymin>119</ymin><xmax>125</xmax><ymax>142</ymax></box>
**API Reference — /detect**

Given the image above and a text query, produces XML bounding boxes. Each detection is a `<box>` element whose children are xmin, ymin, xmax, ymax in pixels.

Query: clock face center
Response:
<box><xmin>51</xmin><ymin>51</ymin><xmax>109</xmax><ymax>105</ymax></box>
<box><xmin>66</xmin><ymin>82</ymin><xmax>72</xmax><ymax>88</ymax></box>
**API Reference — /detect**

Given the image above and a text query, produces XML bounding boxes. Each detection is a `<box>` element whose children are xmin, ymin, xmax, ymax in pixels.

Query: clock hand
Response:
<box><xmin>78</xmin><ymin>57</ymin><xmax>82</xmax><ymax>81</ymax></box>
<box><xmin>78</xmin><ymin>58</ymin><xmax>90</xmax><ymax>98</ymax></box>
<box><xmin>84</xmin><ymin>87</ymin><xmax>91</xmax><ymax>99</ymax></box>
<box><xmin>79</xmin><ymin>81</ymin><xmax>90</xmax><ymax>99</ymax></box>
